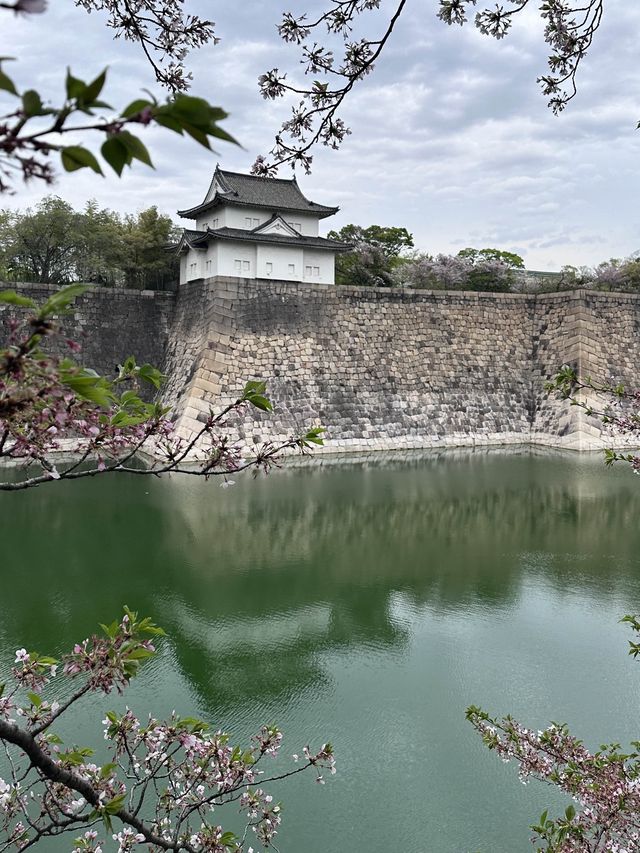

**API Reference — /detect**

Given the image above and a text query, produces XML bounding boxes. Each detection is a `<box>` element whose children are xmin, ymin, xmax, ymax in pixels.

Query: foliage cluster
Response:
<box><xmin>327</xmin><ymin>224</ymin><xmax>414</xmax><ymax>287</ymax></box>
<box><xmin>329</xmin><ymin>226</ymin><xmax>640</xmax><ymax>295</ymax></box>
<box><xmin>328</xmin><ymin>226</ymin><xmax>525</xmax><ymax>291</ymax></box>
<box><xmin>0</xmin><ymin>198</ymin><xmax>178</xmax><ymax>289</ymax></box>
<box><xmin>0</xmin><ymin>608</ymin><xmax>335</xmax><ymax>852</ymax></box>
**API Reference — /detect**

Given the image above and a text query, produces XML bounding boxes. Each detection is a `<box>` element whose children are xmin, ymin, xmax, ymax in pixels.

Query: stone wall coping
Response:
<box><xmin>8</xmin><ymin>279</ymin><xmax>640</xmax><ymax>306</ymax></box>
<box><xmin>0</xmin><ymin>281</ymin><xmax>176</xmax><ymax>300</ymax></box>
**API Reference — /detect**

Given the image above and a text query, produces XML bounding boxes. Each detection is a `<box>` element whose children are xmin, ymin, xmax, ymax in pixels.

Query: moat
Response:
<box><xmin>2</xmin><ymin>449</ymin><xmax>640</xmax><ymax>852</ymax></box>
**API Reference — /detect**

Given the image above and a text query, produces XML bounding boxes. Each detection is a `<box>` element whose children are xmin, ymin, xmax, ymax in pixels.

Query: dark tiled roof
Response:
<box><xmin>178</xmin><ymin>167</ymin><xmax>339</xmax><ymax>220</ymax></box>
<box><xmin>179</xmin><ymin>227</ymin><xmax>350</xmax><ymax>252</ymax></box>
<box><xmin>175</xmin><ymin>230</ymin><xmax>208</xmax><ymax>253</ymax></box>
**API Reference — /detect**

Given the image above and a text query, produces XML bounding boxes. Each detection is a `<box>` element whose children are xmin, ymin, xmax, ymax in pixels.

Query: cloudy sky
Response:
<box><xmin>2</xmin><ymin>0</ymin><xmax>640</xmax><ymax>269</ymax></box>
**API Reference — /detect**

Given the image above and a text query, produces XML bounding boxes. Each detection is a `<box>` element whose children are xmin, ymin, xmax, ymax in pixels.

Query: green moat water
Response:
<box><xmin>2</xmin><ymin>450</ymin><xmax>640</xmax><ymax>852</ymax></box>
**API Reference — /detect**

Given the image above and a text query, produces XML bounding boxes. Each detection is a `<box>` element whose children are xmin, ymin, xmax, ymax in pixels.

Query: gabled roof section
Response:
<box><xmin>175</xmin><ymin>229</ymin><xmax>208</xmax><ymax>254</ymax></box>
<box><xmin>177</xmin><ymin>166</ymin><xmax>339</xmax><ymax>220</ymax></box>
<box><xmin>253</xmin><ymin>214</ymin><xmax>301</xmax><ymax>238</ymax></box>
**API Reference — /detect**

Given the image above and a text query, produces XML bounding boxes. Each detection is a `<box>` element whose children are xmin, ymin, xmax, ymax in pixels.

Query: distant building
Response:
<box><xmin>175</xmin><ymin>166</ymin><xmax>350</xmax><ymax>285</ymax></box>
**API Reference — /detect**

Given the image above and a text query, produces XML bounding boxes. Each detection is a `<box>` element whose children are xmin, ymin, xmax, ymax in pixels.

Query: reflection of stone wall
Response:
<box><xmin>4</xmin><ymin>280</ymin><xmax>640</xmax><ymax>451</ymax></box>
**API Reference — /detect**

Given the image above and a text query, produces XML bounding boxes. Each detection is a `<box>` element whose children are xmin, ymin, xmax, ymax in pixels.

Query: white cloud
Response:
<box><xmin>1</xmin><ymin>0</ymin><xmax>640</xmax><ymax>269</ymax></box>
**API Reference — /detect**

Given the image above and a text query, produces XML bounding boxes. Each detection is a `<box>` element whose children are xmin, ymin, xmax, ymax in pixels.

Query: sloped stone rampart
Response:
<box><xmin>3</xmin><ymin>279</ymin><xmax>640</xmax><ymax>452</ymax></box>
<box><xmin>162</xmin><ymin>280</ymin><xmax>640</xmax><ymax>452</ymax></box>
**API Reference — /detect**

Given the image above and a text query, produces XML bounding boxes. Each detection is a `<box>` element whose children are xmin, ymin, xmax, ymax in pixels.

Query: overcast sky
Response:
<box><xmin>2</xmin><ymin>0</ymin><xmax>640</xmax><ymax>270</ymax></box>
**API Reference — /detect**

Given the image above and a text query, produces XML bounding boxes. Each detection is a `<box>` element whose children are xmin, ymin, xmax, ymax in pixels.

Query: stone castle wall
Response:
<box><xmin>3</xmin><ymin>279</ymin><xmax>640</xmax><ymax>452</ymax></box>
<box><xmin>0</xmin><ymin>282</ymin><xmax>174</xmax><ymax>380</ymax></box>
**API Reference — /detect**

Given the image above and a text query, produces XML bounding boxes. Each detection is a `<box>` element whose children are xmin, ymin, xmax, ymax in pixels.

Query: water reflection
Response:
<box><xmin>3</xmin><ymin>450</ymin><xmax>640</xmax><ymax>852</ymax></box>
<box><xmin>2</xmin><ymin>451</ymin><xmax>640</xmax><ymax>703</ymax></box>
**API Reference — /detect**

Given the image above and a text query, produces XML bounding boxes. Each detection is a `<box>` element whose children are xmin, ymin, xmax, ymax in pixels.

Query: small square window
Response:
<box><xmin>245</xmin><ymin>217</ymin><xmax>252</xmax><ymax>228</ymax></box>
<box><xmin>266</xmin><ymin>262</ymin><xmax>273</xmax><ymax>274</ymax></box>
<box><xmin>234</xmin><ymin>259</ymin><xmax>242</xmax><ymax>272</ymax></box>
<box><xmin>313</xmin><ymin>266</ymin><xmax>320</xmax><ymax>276</ymax></box>
<box><xmin>242</xmin><ymin>260</ymin><xmax>250</xmax><ymax>271</ymax></box>
<box><xmin>305</xmin><ymin>265</ymin><xmax>312</xmax><ymax>276</ymax></box>
<box><xmin>288</xmin><ymin>264</ymin><xmax>295</xmax><ymax>274</ymax></box>
<box><xmin>253</xmin><ymin>218</ymin><xmax>260</xmax><ymax>228</ymax></box>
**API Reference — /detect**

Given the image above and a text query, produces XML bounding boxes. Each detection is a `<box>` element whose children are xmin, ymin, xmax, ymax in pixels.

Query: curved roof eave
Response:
<box><xmin>177</xmin><ymin>198</ymin><xmax>339</xmax><ymax>220</ymax></box>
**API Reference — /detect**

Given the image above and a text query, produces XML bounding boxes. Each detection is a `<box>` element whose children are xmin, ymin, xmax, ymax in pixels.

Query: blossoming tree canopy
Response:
<box><xmin>0</xmin><ymin>608</ymin><xmax>336</xmax><ymax>852</ymax></box>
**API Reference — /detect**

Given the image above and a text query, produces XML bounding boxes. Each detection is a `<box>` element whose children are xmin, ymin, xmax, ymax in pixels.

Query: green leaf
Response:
<box><xmin>121</xmin><ymin>98</ymin><xmax>153</xmax><ymax>119</ymax></box>
<box><xmin>153</xmin><ymin>113</ymin><xmax>184</xmax><ymax>134</ymax></box>
<box><xmin>101</xmin><ymin>136</ymin><xmax>130</xmax><ymax>176</ymax></box>
<box><xmin>61</xmin><ymin>146</ymin><xmax>103</xmax><ymax>175</ymax></box>
<box><xmin>22</xmin><ymin>90</ymin><xmax>44</xmax><ymax>117</ymax></box>
<box><xmin>180</xmin><ymin>121</ymin><xmax>212</xmax><ymax>150</ymax></box>
<box><xmin>125</xmin><ymin>647</ymin><xmax>154</xmax><ymax>661</ymax></box>
<box><xmin>565</xmin><ymin>804</ymin><xmax>575</xmax><ymax>821</ymax></box>
<box><xmin>137</xmin><ymin>363</ymin><xmax>165</xmax><ymax>389</ymax></box>
<box><xmin>65</xmin><ymin>69</ymin><xmax>86</xmax><ymax>100</ymax></box>
<box><xmin>82</xmin><ymin>68</ymin><xmax>107</xmax><ymax>103</ymax></box>
<box><xmin>247</xmin><ymin>394</ymin><xmax>272</xmax><ymax>412</ymax></box>
<box><xmin>243</xmin><ymin>380</ymin><xmax>267</xmax><ymax>396</ymax></box>
<box><xmin>63</xmin><ymin>376</ymin><xmax>113</xmax><ymax>407</ymax></box>
<box><xmin>27</xmin><ymin>692</ymin><xmax>42</xmax><ymax>707</ymax></box>
<box><xmin>300</xmin><ymin>427</ymin><xmax>325</xmax><ymax>447</ymax></box>
<box><xmin>103</xmin><ymin>793</ymin><xmax>126</xmax><ymax>815</ymax></box>
<box><xmin>0</xmin><ymin>67</ymin><xmax>17</xmax><ymax>96</ymax></box>
<box><xmin>116</xmin><ymin>131</ymin><xmax>153</xmax><ymax>168</ymax></box>
<box><xmin>0</xmin><ymin>289</ymin><xmax>36</xmax><ymax>308</ymax></box>
<box><xmin>39</xmin><ymin>284</ymin><xmax>88</xmax><ymax>318</ymax></box>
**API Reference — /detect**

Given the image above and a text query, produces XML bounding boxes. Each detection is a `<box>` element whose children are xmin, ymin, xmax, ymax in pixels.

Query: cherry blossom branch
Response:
<box><xmin>467</xmin><ymin>615</ymin><xmax>640</xmax><ymax>851</ymax></box>
<box><xmin>0</xmin><ymin>610</ymin><xmax>336</xmax><ymax>852</ymax></box>
<box><xmin>0</xmin><ymin>285</ymin><xmax>326</xmax><ymax>491</ymax></box>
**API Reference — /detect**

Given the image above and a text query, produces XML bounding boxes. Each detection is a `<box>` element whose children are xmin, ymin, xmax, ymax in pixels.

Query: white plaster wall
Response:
<box><xmin>203</xmin><ymin>243</ymin><xmax>219</xmax><ymax>279</ymax></box>
<box><xmin>217</xmin><ymin>242</ymin><xmax>257</xmax><ymax>278</ymax></box>
<box><xmin>302</xmin><ymin>249</ymin><xmax>334</xmax><ymax>284</ymax></box>
<box><xmin>195</xmin><ymin>208</ymin><xmax>227</xmax><ymax>231</ymax></box>
<box><xmin>282</xmin><ymin>213</ymin><xmax>319</xmax><ymax>237</ymax></box>
<box><xmin>256</xmin><ymin>244</ymin><xmax>304</xmax><ymax>281</ymax></box>
<box><xmin>223</xmin><ymin>206</ymin><xmax>270</xmax><ymax>231</ymax></box>
<box><xmin>194</xmin><ymin>207</ymin><xmax>324</xmax><ymax>235</ymax></box>
<box><xmin>182</xmin><ymin>248</ymin><xmax>205</xmax><ymax>283</ymax></box>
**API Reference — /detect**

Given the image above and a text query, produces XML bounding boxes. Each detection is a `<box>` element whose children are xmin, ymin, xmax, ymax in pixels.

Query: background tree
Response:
<box><xmin>0</xmin><ymin>198</ymin><xmax>83</xmax><ymax>284</ymax></box>
<box><xmin>327</xmin><ymin>223</ymin><xmax>414</xmax><ymax>286</ymax></box>
<box><xmin>397</xmin><ymin>251</ymin><xmax>519</xmax><ymax>292</ymax></box>
<box><xmin>75</xmin><ymin>201</ymin><xmax>127</xmax><ymax>287</ymax></box>
<box><xmin>0</xmin><ymin>198</ymin><xmax>179</xmax><ymax>288</ymax></box>
<box><xmin>457</xmin><ymin>247</ymin><xmax>525</xmax><ymax>269</ymax></box>
<box><xmin>120</xmin><ymin>207</ymin><xmax>180</xmax><ymax>290</ymax></box>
